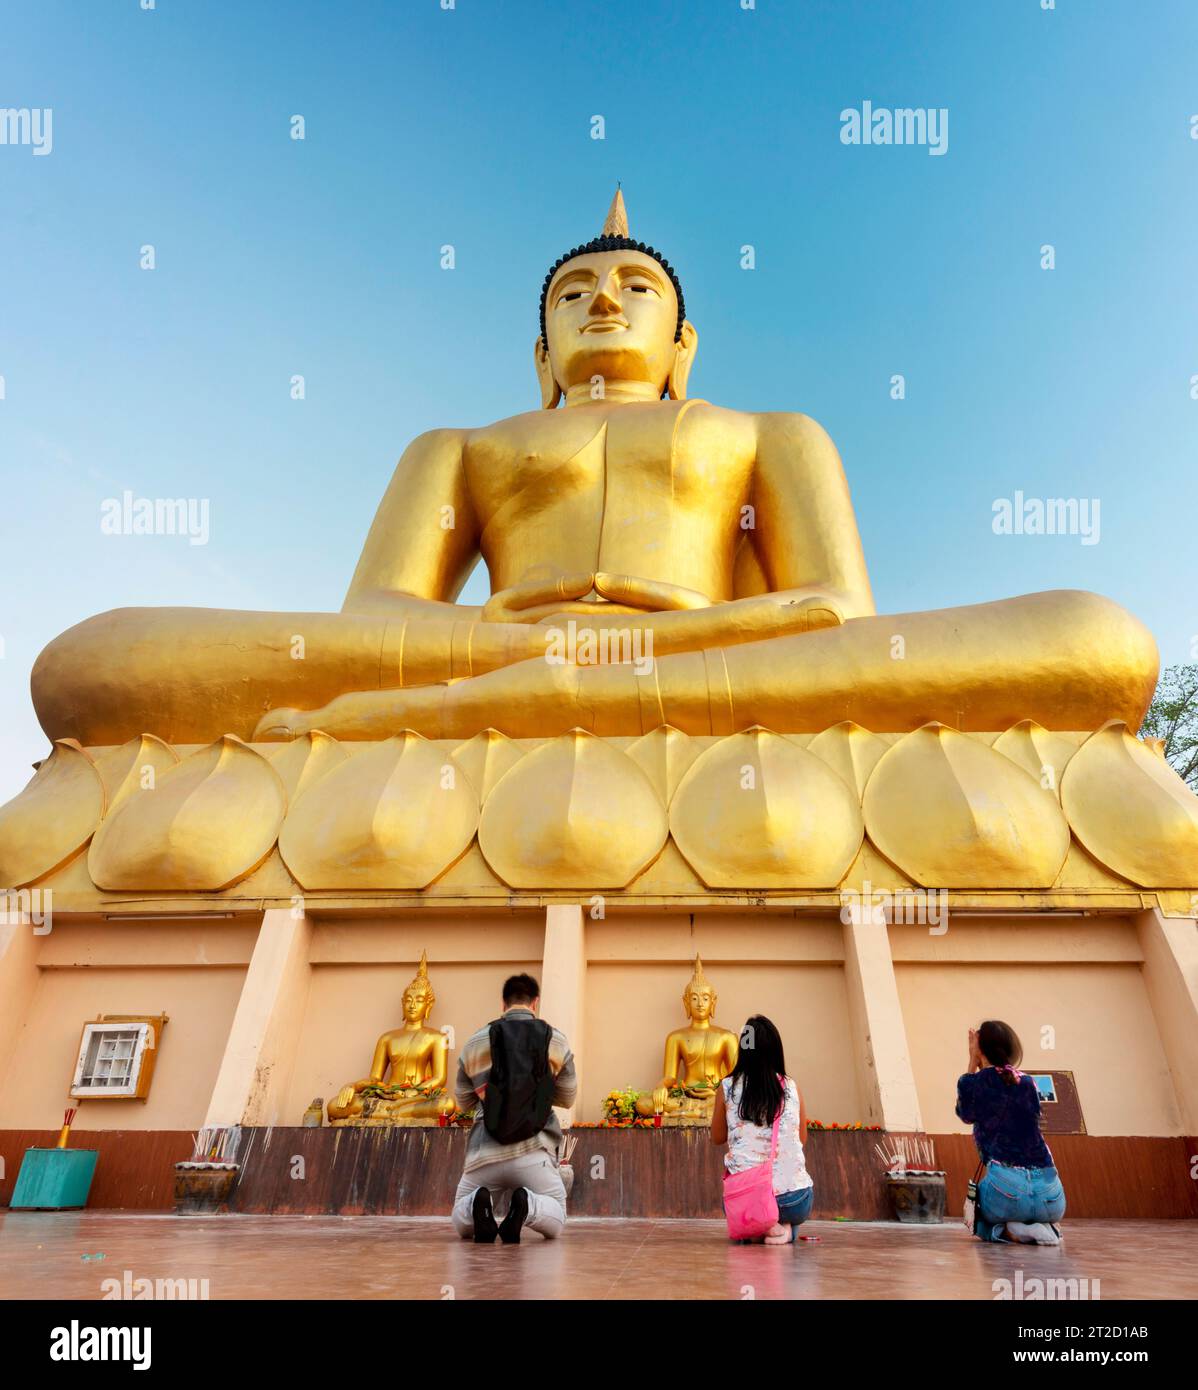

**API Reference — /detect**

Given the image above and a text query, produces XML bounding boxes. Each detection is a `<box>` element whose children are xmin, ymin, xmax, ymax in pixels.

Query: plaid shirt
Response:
<box><xmin>454</xmin><ymin>1008</ymin><xmax>577</xmax><ymax>1172</ymax></box>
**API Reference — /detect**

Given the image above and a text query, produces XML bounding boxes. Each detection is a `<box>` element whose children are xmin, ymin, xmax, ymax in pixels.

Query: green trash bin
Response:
<box><xmin>9</xmin><ymin>1148</ymin><xmax>99</xmax><ymax>1210</ymax></box>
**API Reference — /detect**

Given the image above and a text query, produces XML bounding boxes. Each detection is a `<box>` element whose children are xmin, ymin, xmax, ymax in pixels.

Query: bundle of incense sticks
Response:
<box><xmin>190</xmin><ymin>1125</ymin><xmax>238</xmax><ymax>1163</ymax></box>
<box><xmin>56</xmin><ymin>1107</ymin><xmax>78</xmax><ymax>1149</ymax></box>
<box><xmin>873</xmin><ymin>1135</ymin><xmax>936</xmax><ymax>1172</ymax></box>
<box><xmin>559</xmin><ymin>1133</ymin><xmax>578</xmax><ymax>1165</ymax></box>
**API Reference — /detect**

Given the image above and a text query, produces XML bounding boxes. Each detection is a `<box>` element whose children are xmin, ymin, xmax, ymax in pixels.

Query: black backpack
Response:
<box><xmin>483</xmin><ymin>1016</ymin><xmax>555</xmax><ymax>1145</ymax></box>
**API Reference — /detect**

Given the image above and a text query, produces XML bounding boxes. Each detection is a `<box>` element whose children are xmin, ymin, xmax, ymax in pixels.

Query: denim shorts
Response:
<box><xmin>776</xmin><ymin>1185</ymin><xmax>814</xmax><ymax>1226</ymax></box>
<box><xmin>976</xmin><ymin>1161</ymin><xmax>1065</xmax><ymax>1242</ymax></box>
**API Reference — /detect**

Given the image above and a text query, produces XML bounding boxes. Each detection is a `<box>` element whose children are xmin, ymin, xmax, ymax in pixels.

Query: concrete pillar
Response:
<box><xmin>203</xmin><ymin>908</ymin><xmax>313</xmax><ymax>1129</ymax></box>
<box><xmin>1136</xmin><ymin>907</ymin><xmax>1198</xmax><ymax>1134</ymax></box>
<box><xmin>842</xmin><ymin>915</ymin><xmax>924</xmax><ymax>1131</ymax></box>
<box><xmin>539</xmin><ymin>904</ymin><xmax>586</xmax><ymax>1124</ymax></box>
<box><xmin>0</xmin><ymin>914</ymin><xmax>43</xmax><ymax>1097</ymax></box>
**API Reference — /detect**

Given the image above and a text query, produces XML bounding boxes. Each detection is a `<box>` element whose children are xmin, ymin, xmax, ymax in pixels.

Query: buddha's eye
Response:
<box><xmin>558</xmin><ymin>290</ymin><xmax>586</xmax><ymax>304</ymax></box>
<box><xmin>627</xmin><ymin>284</ymin><xmax>658</xmax><ymax>296</ymax></box>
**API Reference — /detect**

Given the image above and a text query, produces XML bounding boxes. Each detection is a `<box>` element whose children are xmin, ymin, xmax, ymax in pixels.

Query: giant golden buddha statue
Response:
<box><xmin>326</xmin><ymin>951</ymin><xmax>456</xmax><ymax>1126</ymax></box>
<box><xmin>31</xmin><ymin>189</ymin><xmax>1158</xmax><ymax>747</ymax></box>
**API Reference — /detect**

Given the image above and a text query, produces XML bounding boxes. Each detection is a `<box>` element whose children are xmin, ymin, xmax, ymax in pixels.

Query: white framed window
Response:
<box><xmin>71</xmin><ymin>1022</ymin><xmax>152</xmax><ymax>1099</ymax></box>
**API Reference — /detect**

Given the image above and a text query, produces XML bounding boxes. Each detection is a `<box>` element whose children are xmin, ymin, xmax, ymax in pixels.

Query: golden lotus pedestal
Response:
<box><xmin>325</xmin><ymin>1087</ymin><xmax>456</xmax><ymax>1128</ymax></box>
<box><xmin>4</xmin><ymin>718</ymin><xmax>1197</xmax><ymax>908</ymax></box>
<box><xmin>327</xmin><ymin>1116</ymin><xmax>446</xmax><ymax>1128</ymax></box>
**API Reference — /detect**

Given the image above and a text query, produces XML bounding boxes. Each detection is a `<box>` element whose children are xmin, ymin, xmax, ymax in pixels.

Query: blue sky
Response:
<box><xmin>2</xmin><ymin>0</ymin><xmax>1196</xmax><ymax>801</ymax></box>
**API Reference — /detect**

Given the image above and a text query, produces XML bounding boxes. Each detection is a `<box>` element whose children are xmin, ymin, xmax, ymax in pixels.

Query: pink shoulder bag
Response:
<box><xmin>722</xmin><ymin>1078</ymin><xmax>784</xmax><ymax>1241</ymax></box>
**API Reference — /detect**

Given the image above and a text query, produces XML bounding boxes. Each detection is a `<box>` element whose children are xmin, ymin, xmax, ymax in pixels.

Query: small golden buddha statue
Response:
<box><xmin>327</xmin><ymin>951</ymin><xmax>456</xmax><ymax>1126</ymax></box>
<box><xmin>30</xmin><ymin>187</ymin><xmax>1158</xmax><ymax>747</ymax></box>
<box><xmin>636</xmin><ymin>955</ymin><xmax>739</xmax><ymax>1124</ymax></box>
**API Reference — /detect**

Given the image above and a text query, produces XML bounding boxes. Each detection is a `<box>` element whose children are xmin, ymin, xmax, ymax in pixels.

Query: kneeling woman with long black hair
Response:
<box><xmin>710</xmin><ymin>1015</ymin><xmax>814</xmax><ymax>1244</ymax></box>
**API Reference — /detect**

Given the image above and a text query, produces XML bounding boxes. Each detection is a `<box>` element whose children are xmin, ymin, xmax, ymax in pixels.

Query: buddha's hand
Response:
<box><xmin>592</xmin><ymin>574</ymin><xmax>712</xmax><ymax>613</ymax></box>
<box><xmin>481</xmin><ymin>573</ymin><xmax>596</xmax><ymax>624</ymax></box>
<box><xmin>333</xmin><ymin>1085</ymin><xmax>357</xmax><ymax>1109</ymax></box>
<box><xmin>481</xmin><ymin>573</ymin><xmax>712</xmax><ymax>624</ymax></box>
<box><xmin>571</xmin><ymin>591</ymin><xmax>845</xmax><ymax>663</ymax></box>
<box><xmin>781</xmin><ymin>594</ymin><xmax>845</xmax><ymax>632</ymax></box>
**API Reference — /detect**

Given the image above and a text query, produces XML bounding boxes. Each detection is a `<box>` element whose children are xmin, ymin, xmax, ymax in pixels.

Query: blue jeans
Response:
<box><xmin>976</xmin><ymin>1161</ymin><xmax>1065</xmax><ymax>1242</ymax></box>
<box><xmin>776</xmin><ymin>1186</ymin><xmax>814</xmax><ymax>1226</ymax></box>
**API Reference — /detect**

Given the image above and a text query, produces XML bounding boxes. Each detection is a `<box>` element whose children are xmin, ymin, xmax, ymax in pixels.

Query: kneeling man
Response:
<box><xmin>452</xmin><ymin>973</ymin><xmax>577</xmax><ymax>1242</ymax></box>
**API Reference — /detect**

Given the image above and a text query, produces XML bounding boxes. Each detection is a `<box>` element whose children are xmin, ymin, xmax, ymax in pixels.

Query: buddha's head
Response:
<box><xmin>682</xmin><ymin>954</ymin><xmax>717</xmax><ymax>1023</ymax></box>
<box><xmin>536</xmin><ymin>188</ymin><xmax>698</xmax><ymax>409</ymax></box>
<box><xmin>401</xmin><ymin>950</ymin><xmax>435</xmax><ymax>1024</ymax></box>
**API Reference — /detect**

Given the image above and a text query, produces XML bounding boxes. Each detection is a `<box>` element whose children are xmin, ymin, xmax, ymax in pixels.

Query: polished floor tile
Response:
<box><xmin>1</xmin><ymin>1212</ymin><xmax>1194</xmax><ymax>1301</ymax></box>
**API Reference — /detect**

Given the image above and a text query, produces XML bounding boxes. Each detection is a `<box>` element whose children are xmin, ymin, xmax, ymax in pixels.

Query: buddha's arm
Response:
<box><xmin>342</xmin><ymin>429</ymin><xmax>483</xmax><ymax>619</ymax></box>
<box><xmin>721</xmin><ymin>1030</ymin><xmax>740</xmax><ymax>1079</ymax></box>
<box><xmin>744</xmin><ymin>411</ymin><xmax>876</xmax><ymax>620</ymax></box>
<box><xmin>359</xmin><ymin>1032</ymin><xmax>393</xmax><ymax>1089</ymax></box>
<box><xmin>650</xmin><ymin>1033</ymin><xmax>684</xmax><ymax>1110</ymax></box>
<box><xmin>660</xmin><ymin>1033</ymin><xmax>684</xmax><ymax>1087</ymax></box>
<box><xmin>419</xmin><ymin>1032</ymin><xmax>450</xmax><ymax>1092</ymax></box>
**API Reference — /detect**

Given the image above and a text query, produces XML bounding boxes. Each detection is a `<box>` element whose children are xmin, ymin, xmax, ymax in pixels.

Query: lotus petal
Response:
<box><xmin>991</xmin><ymin>720</ymin><xmax>1078</xmax><ymax>801</ymax></box>
<box><xmin>266</xmin><ymin>730</ymin><xmax>348</xmax><ymax>801</ymax></box>
<box><xmin>0</xmin><ymin>740</ymin><xmax>105</xmax><ymax>887</ymax></box>
<box><xmin>625</xmin><ymin>725</ymin><xmax>700</xmax><ymax>805</ymax></box>
<box><xmin>478</xmin><ymin>729</ymin><xmax>667</xmax><ymax>888</ymax></box>
<box><xmin>1060</xmin><ymin>721</ymin><xmax>1198</xmax><ymax>887</ymax></box>
<box><xmin>863</xmin><ymin>723</ymin><xmax>1070</xmax><ymax>888</ymax></box>
<box><xmin>450</xmin><ymin>729</ymin><xmax>525</xmax><ymax>803</ymax></box>
<box><xmin>806</xmin><ymin>721</ymin><xmax>888</xmax><ymax>799</ymax></box>
<box><xmin>89</xmin><ymin>735</ymin><xmax>286</xmax><ymax>891</ymax></box>
<box><xmin>279</xmin><ymin>731</ymin><xmax>478</xmax><ymax>889</ymax></box>
<box><xmin>670</xmin><ymin>727</ymin><xmax>863</xmax><ymax>888</ymax></box>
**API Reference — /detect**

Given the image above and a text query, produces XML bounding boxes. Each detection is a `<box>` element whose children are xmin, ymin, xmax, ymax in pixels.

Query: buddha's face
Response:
<box><xmin>402</xmin><ymin>984</ymin><xmax>432</xmax><ymax>1023</ymax></box>
<box><xmin>544</xmin><ymin>250</ymin><xmax>680</xmax><ymax>394</ymax></box>
<box><xmin>685</xmin><ymin>986</ymin><xmax>714</xmax><ymax>1022</ymax></box>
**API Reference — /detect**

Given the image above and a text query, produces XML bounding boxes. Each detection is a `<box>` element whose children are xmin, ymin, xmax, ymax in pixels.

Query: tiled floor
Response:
<box><xmin>1</xmin><ymin>1212</ymin><xmax>1194</xmax><ymax>1300</ymax></box>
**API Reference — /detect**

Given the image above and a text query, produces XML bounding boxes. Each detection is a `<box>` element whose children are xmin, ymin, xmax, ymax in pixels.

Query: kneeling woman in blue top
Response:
<box><xmin>957</xmin><ymin>1019</ymin><xmax>1065</xmax><ymax>1245</ymax></box>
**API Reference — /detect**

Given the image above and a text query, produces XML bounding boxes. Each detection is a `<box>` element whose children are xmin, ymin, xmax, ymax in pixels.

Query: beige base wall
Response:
<box><xmin>893</xmin><ymin>917</ymin><xmax>1186</xmax><ymax>1137</ymax></box>
<box><xmin>0</xmin><ymin>918</ymin><xmax>255</xmax><ymax>1131</ymax></box>
<box><xmin>0</xmin><ymin>907</ymin><xmax>1194</xmax><ymax>1140</ymax></box>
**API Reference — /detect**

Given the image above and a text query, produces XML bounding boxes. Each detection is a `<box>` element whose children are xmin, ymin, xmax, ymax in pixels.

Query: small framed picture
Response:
<box><xmin>1029</xmin><ymin>1073</ymin><xmax>1058</xmax><ymax>1104</ymax></box>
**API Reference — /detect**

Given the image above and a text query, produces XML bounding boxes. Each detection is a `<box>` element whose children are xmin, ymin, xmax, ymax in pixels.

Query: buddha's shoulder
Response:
<box><xmin>685</xmin><ymin>403</ymin><xmax>840</xmax><ymax>453</ymax></box>
<box><xmin>751</xmin><ymin>409</ymin><xmax>839</xmax><ymax>448</ymax></box>
<box><xmin>463</xmin><ymin>400</ymin><xmax>771</xmax><ymax>437</ymax></box>
<box><xmin>405</xmin><ymin>405</ymin><xmax>836</xmax><ymax>451</ymax></box>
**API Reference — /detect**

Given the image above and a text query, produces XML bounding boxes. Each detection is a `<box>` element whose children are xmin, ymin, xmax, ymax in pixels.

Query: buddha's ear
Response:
<box><xmin>534</xmin><ymin>337</ymin><xmax>562</xmax><ymax>410</ymax></box>
<box><xmin>666</xmin><ymin>320</ymin><xmax>698</xmax><ymax>401</ymax></box>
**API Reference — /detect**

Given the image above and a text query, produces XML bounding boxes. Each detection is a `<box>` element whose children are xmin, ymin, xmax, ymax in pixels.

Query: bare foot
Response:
<box><xmin>253</xmin><ymin>686</ymin><xmax>446</xmax><ymax>741</ymax></box>
<box><xmin>763</xmin><ymin>1223</ymin><xmax>792</xmax><ymax>1245</ymax></box>
<box><xmin>253</xmin><ymin>708</ymin><xmax>306</xmax><ymax>741</ymax></box>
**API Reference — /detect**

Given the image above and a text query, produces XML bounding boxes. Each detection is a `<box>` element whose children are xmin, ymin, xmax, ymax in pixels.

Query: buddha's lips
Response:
<box><xmin>581</xmin><ymin>320</ymin><xmax>628</xmax><ymax>334</ymax></box>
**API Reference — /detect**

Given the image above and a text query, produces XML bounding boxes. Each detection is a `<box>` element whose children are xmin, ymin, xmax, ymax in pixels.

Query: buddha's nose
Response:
<box><xmin>588</xmin><ymin>275</ymin><xmax>622</xmax><ymax>317</ymax></box>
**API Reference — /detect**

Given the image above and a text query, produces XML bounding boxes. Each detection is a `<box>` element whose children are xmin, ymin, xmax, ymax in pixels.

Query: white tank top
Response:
<box><xmin>722</xmin><ymin>1075</ymin><xmax>813</xmax><ymax>1193</ymax></box>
